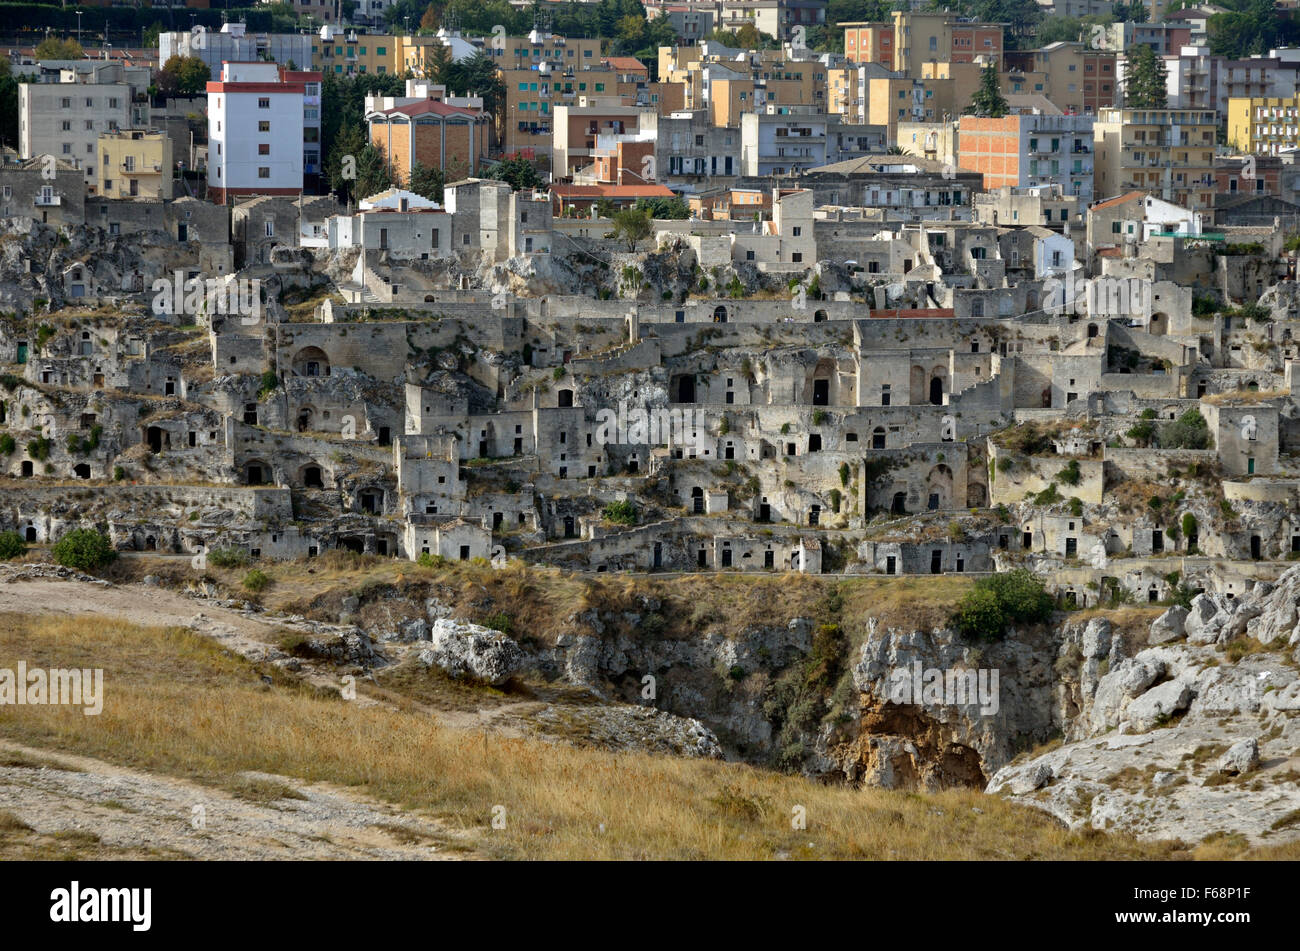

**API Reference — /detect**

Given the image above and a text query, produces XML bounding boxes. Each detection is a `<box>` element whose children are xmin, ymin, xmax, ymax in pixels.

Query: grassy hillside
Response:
<box><xmin>6</xmin><ymin>609</ymin><xmax>1294</xmax><ymax>860</ymax></box>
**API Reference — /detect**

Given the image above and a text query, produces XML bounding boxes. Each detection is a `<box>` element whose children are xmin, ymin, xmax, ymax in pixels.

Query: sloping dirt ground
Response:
<box><xmin>0</xmin><ymin>571</ymin><xmax>480</xmax><ymax>859</ymax></box>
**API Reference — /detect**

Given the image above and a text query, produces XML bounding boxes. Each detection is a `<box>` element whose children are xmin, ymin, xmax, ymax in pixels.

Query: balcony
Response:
<box><xmin>34</xmin><ymin>194</ymin><xmax>60</xmax><ymax>207</ymax></box>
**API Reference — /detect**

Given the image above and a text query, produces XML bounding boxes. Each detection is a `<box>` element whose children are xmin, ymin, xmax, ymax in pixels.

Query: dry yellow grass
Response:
<box><xmin>1201</xmin><ymin>389</ymin><xmax>1288</xmax><ymax>406</ymax></box>
<box><xmin>0</xmin><ymin>611</ymin><xmax>1213</xmax><ymax>860</ymax></box>
<box><xmin>177</xmin><ymin>556</ymin><xmax>977</xmax><ymax>654</ymax></box>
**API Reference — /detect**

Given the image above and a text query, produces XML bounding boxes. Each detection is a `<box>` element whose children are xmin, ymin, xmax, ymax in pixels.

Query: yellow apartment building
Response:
<box><xmin>97</xmin><ymin>129</ymin><xmax>173</xmax><ymax>200</ymax></box>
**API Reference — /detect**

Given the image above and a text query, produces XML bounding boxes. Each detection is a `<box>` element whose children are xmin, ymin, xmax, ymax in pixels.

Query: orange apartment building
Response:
<box><xmin>688</xmin><ymin>187</ymin><xmax>771</xmax><ymax>220</ymax></box>
<box><xmin>842</xmin><ymin>14</ymin><xmax>1003</xmax><ymax>71</ymax></box>
<box><xmin>590</xmin><ymin>139</ymin><xmax>656</xmax><ymax>186</ymax></box>
<box><xmin>367</xmin><ymin>100</ymin><xmax>491</xmax><ymax>184</ymax></box>
<box><xmin>957</xmin><ymin>116</ymin><xmax>1021</xmax><ymax>191</ymax></box>
<box><xmin>502</xmin><ymin>65</ymin><xmax>625</xmax><ymax>158</ymax></box>
<box><xmin>553</xmin><ymin>103</ymin><xmax>645</xmax><ymax>177</ymax></box>
<box><xmin>842</xmin><ymin>22</ymin><xmax>894</xmax><ymax>67</ymax></box>
<box><xmin>649</xmin><ymin>81</ymin><xmax>687</xmax><ymax>115</ymax></box>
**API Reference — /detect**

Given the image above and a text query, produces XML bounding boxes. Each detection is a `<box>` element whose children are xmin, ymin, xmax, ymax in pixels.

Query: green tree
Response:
<box><xmin>434</xmin><ymin>51</ymin><xmax>506</xmax><ymax>122</ymax></box>
<box><xmin>1111</xmin><ymin>1</ymin><xmax>1147</xmax><ymax>22</ymax></box>
<box><xmin>1037</xmin><ymin>16</ymin><xmax>1082</xmax><ymax>45</ymax></box>
<box><xmin>1124</xmin><ymin>43</ymin><xmax>1168</xmax><ymax>108</ymax></box>
<box><xmin>1207</xmin><ymin>0</ymin><xmax>1299</xmax><ymax>59</ymax></box>
<box><xmin>34</xmin><ymin>38</ymin><xmax>83</xmax><ymax>60</ymax></box>
<box><xmin>408</xmin><ymin>161</ymin><xmax>445</xmax><ymax>202</ymax></box>
<box><xmin>157</xmin><ymin>56</ymin><xmax>211</xmax><ymax>100</ymax></box>
<box><xmin>612</xmin><ymin>207</ymin><xmax>653</xmax><ymax>251</ymax></box>
<box><xmin>492</xmin><ymin>155</ymin><xmax>543</xmax><ymax>191</ymax></box>
<box><xmin>0</xmin><ymin>530</ymin><xmax>26</xmax><ymax>561</ymax></box>
<box><xmin>143</xmin><ymin>22</ymin><xmax>166</xmax><ymax>49</ymax></box>
<box><xmin>1158</xmin><ymin>409</ymin><xmax>1210</xmax><ymax>449</ymax></box>
<box><xmin>952</xmin><ymin>586</ymin><xmax>1005</xmax><ymax>642</ymax></box>
<box><xmin>952</xmin><ymin>569</ymin><xmax>1054</xmax><ymax>641</ymax></box>
<box><xmin>327</xmin><ymin>126</ymin><xmax>393</xmax><ymax>204</ymax></box>
<box><xmin>0</xmin><ymin>72</ymin><xmax>16</xmax><ymax>150</ymax></box>
<box><xmin>634</xmin><ymin>196</ymin><xmax>690</xmax><ymax>219</ymax></box>
<box><xmin>52</xmin><ymin>529</ymin><xmax>117</xmax><ymax>573</ymax></box>
<box><xmin>965</xmin><ymin>63</ymin><xmax>1008</xmax><ymax>117</ymax></box>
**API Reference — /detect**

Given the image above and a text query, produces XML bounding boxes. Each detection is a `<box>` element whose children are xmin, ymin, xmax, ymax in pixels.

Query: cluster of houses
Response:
<box><xmin>4</xmin><ymin>8</ymin><xmax>1300</xmax><ymax>603</ymax></box>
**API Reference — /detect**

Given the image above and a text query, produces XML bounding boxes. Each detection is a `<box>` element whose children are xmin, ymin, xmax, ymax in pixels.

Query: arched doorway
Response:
<box><xmin>358</xmin><ymin>488</ymin><xmax>384</xmax><ymax>514</ymax></box>
<box><xmin>926</xmin><ymin>464</ymin><xmax>953</xmax><ymax>510</ymax></box>
<box><xmin>292</xmin><ymin>346</ymin><xmax>331</xmax><ymax>377</ymax></box>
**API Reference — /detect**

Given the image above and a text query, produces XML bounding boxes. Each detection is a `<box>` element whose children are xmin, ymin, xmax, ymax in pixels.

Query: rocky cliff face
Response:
<box><xmin>988</xmin><ymin>574</ymin><xmax>1300</xmax><ymax>844</ymax></box>
<box><xmin>523</xmin><ymin>572</ymin><xmax>1300</xmax><ymax>846</ymax></box>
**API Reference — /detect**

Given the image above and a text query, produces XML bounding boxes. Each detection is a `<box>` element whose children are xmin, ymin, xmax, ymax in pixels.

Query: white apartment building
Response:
<box><xmin>208</xmin><ymin>62</ymin><xmax>306</xmax><ymax>204</ymax></box>
<box><xmin>160</xmin><ymin>23</ymin><xmax>314</xmax><ymax>76</ymax></box>
<box><xmin>18</xmin><ymin>63</ymin><xmax>151</xmax><ymax>191</ymax></box>
<box><xmin>740</xmin><ymin>109</ymin><xmax>828</xmax><ymax>177</ymax></box>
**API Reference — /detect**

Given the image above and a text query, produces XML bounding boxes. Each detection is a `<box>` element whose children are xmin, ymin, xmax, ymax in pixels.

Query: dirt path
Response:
<box><xmin>0</xmin><ymin>569</ymin><xmax>560</xmax><ymax>735</ymax></box>
<box><xmin>0</xmin><ymin>740</ymin><xmax>477</xmax><ymax>860</ymax></box>
<box><xmin>0</xmin><ymin>570</ymin><xmax>491</xmax><ymax>859</ymax></box>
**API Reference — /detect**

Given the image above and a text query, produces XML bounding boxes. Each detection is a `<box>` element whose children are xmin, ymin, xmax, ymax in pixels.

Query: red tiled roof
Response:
<box><xmin>551</xmin><ymin>184</ymin><xmax>675</xmax><ymax>198</ymax></box>
<box><xmin>1091</xmin><ymin>191</ymin><xmax>1145</xmax><ymax>211</ymax></box>
<box><xmin>604</xmin><ymin>56</ymin><xmax>648</xmax><ymax>71</ymax></box>
<box><xmin>373</xmin><ymin>100</ymin><xmax>485</xmax><ymax>118</ymax></box>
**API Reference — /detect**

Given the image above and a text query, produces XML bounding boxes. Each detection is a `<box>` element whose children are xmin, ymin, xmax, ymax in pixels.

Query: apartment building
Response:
<box><xmin>827</xmin><ymin>121</ymin><xmax>888</xmax><ymax>163</ymax></box>
<box><xmin>159</xmin><ymin>23</ymin><xmax>313</xmax><ymax>75</ymax></box>
<box><xmin>958</xmin><ymin>111</ymin><xmax>1095</xmax><ymax>203</ymax></box>
<box><xmin>1220</xmin><ymin>57</ymin><xmax>1300</xmax><ymax>109</ymax></box>
<box><xmin>286</xmin><ymin>69</ymin><xmax>324</xmax><ymax>191</ymax></box>
<box><xmin>1164</xmin><ymin>46</ymin><xmax>1219</xmax><ymax>112</ymax></box>
<box><xmin>312</xmin><ymin>27</ymin><xmax>400</xmax><ymax>76</ymax></box>
<box><xmin>653</xmin><ymin>111</ymin><xmax>743</xmax><ymax>182</ymax></box>
<box><xmin>581</xmin><ymin>133</ymin><xmax>656</xmax><ymax>187</ymax></box>
<box><xmin>485</xmin><ymin>31</ymin><xmax>603</xmax><ymax>71</ymax></box>
<box><xmin>18</xmin><ymin>63</ymin><xmax>151</xmax><ymax>191</ymax></box>
<box><xmin>1011</xmin><ymin>42</ymin><xmax>1117</xmax><ymax>115</ymax></box>
<box><xmin>1227</xmin><ymin>96</ymin><xmax>1300</xmax><ymax>156</ymax></box>
<box><xmin>552</xmin><ymin>103</ymin><xmax>645</xmax><ymax>177</ymax></box>
<box><xmin>96</xmin><ymin>130</ymin><xmax>173</xmax><ymax>200</ymax></box>
<box><xmin>207</xmin><ymin>63</ymin><xmax>307</xmax><ymax>204</ymax></box>
<box><xmin>827</xmin><ymin>61</ymin><xmax>895</xmax><ymax>123</ymax></box>
<box><xmin>714</xmin><ymin>0</ymin><xmax>826</xmax><ymax>43</ymax></box>
<box><xmin>1093</xmin><ymin>108</ymin><xmax>1217</xmax><ymax>212</ymax></box>
<box><xmin>842</xmin><ymin>22</ymin><xmax>893</xmax><ymax>67</ymax></box>
<box><xmin>282</xmin><ymin>0</ymin><xmax>341</xmax><ymax>23</ymax></box>
<box><xmin>641</xmin><ymin>3</ymin><xmax>717</xmax><ymax>42</ymax></box>
<box><xmin>740</xmin><ymin>110</ymin><xmax>827</xmax><ymax>176</ymax></box>
<box><xmin>865</xmin><ymin>76</ymin><xmax>956</xmax><ymax>140</ymax></box>
<box><xmin>843</xmin><ymin>13</ymin><xmax>1003</xmax><ymax>72</ymax></box>
<box><xmin>973</xmin><ymin>184</ymin><xmax>1082</xmax><ymax>229</ymax></box>
<box><xmin>0</xmin><ymin>156</ymin><xmax>85</xmax><ymax>228</ymax></box>
<box><xmin>503</xmin><ymin>65</ymin><xmax>625</xmax><ymax>157</ymax></box>
<box><xmin>897</xmin><ymin>120</ymin><xmax>958</xmax><ymax>167</ymax></box>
